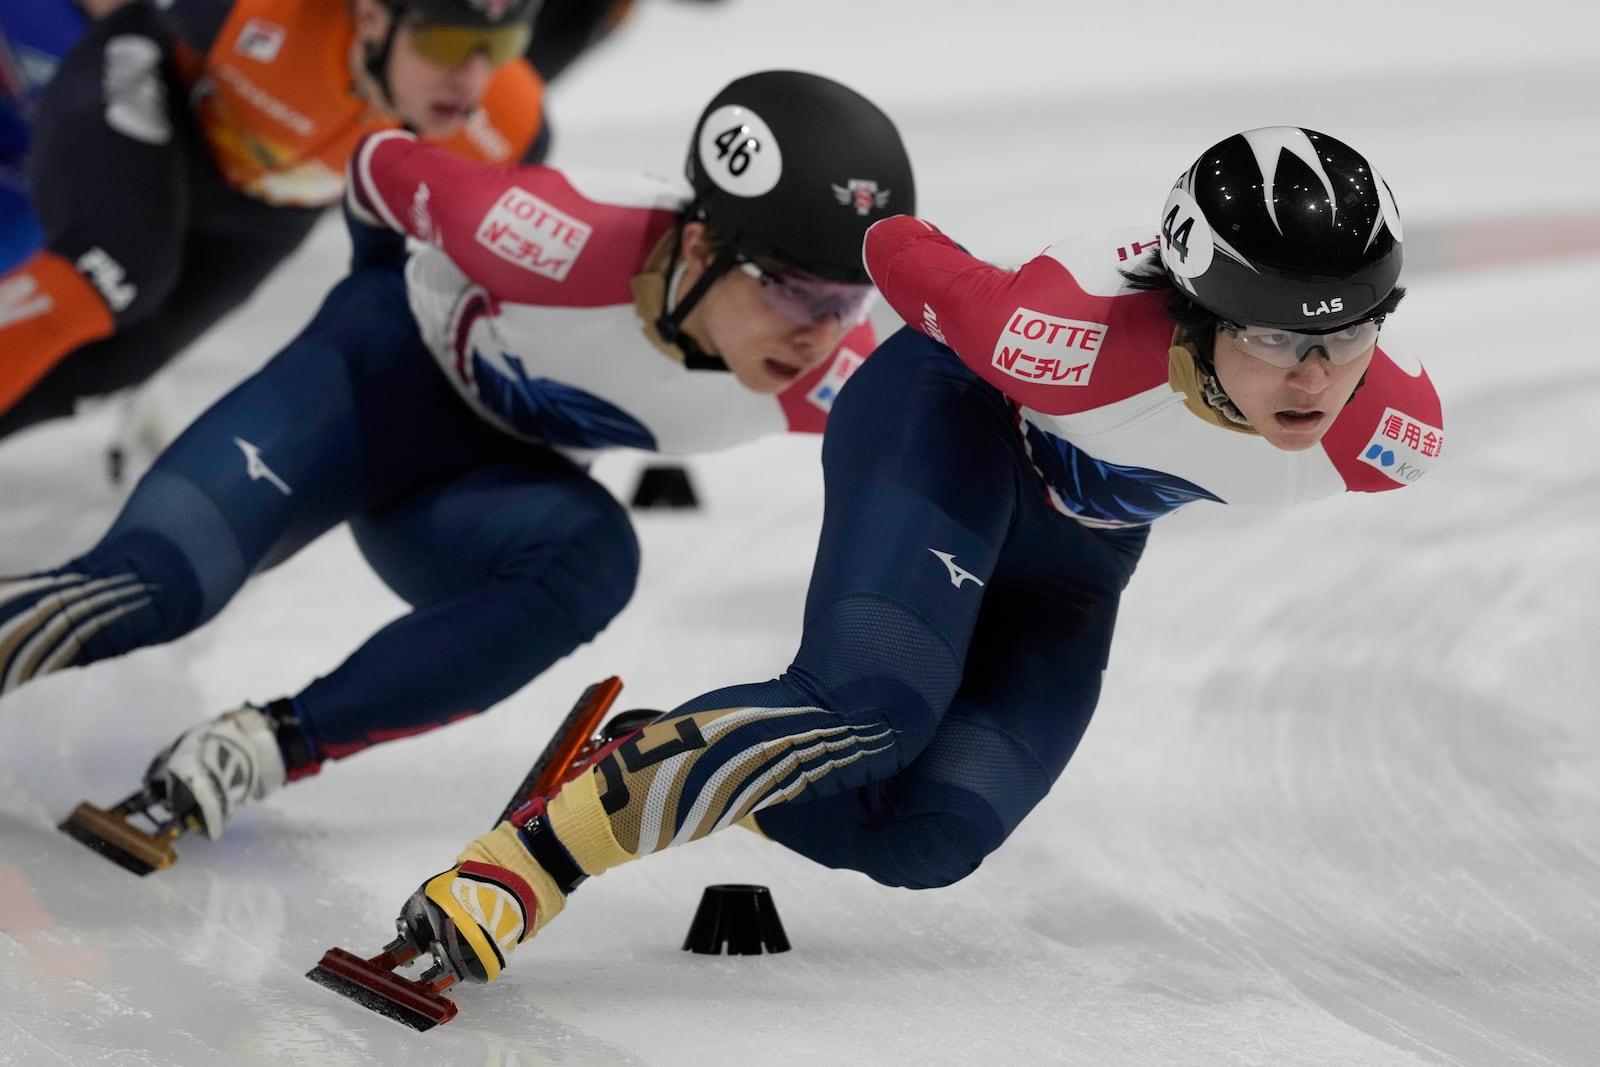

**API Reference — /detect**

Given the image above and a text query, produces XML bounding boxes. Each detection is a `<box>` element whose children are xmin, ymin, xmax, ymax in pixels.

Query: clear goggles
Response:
<box><xmin>1220</xmin><ymin>317</ymin><xmax>1384</xmax><ymax>368</ymax></box>
<box><xmin>738</xmin><ymin>261</ymin><xmax>877</xmax><ymax>328</ymax></box>
<box><xmin>405</xmin><ymin>20</ymin><xmax>532</xmax><ymax>68</ymax></box>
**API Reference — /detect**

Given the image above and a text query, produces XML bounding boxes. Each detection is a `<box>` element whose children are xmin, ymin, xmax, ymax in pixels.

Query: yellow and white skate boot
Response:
<box><xmin>399</xmin><ymin>806</ymin><xmax>578</xmax><ymax>984</ymax></box>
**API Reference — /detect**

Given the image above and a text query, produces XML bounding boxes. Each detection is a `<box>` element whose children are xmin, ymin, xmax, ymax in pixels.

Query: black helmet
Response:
<box><xmin>381</xmin><ymin>0</ymin><xmax>541</xmax><ymax>26</ymax></box>
<box><xmin>1157</xmin><ymin>126</ymin><xmax>1402</xmax><ymax>331</ymax></box>
<box><xmin>684</xmin><ymin>70</ymin><xmax>914</xmax><ymax>284</ymax></box>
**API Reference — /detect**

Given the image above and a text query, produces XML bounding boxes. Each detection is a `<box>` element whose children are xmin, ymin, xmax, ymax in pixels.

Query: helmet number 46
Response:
<box><xmin>1162</xmin><ymin>204</ymin><xmax>1194</xmax><ymax>264</ymax></box>
<box><xmin>714</xmin><ymin>126</ymin><xmax>759</xmax><ymax>177</ymax></box>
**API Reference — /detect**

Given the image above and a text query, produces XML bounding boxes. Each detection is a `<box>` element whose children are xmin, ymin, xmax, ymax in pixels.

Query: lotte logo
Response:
<box><xmin>990</xmin><ymin>306</ymin><xmax>1110</xmax><ymax>387</ymax></box>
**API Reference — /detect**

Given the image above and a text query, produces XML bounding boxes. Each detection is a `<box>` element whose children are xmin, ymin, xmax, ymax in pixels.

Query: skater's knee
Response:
<box><xmin>102</xmin><ymin>469</ymin><xmax>249</xmax><ymax>625</ymax></box>
<box><xmin>799</xmin><ymin>674</ymin><xmax>940</xmax><ymax>760</ymax></box>
<box><xmin>501</xmin><ymin>496</ymin><xmax>639</xmax><ymax>641</ymax></box>
<box><xmin>792</xmin><ymin>593</ymin><xmax>965</xmax><ymax>747</ymax></box>
<box><xmin>807</xmin><ymin>595</ymin><xmax>963</xmax><ymax>704</ymax></box>
<box><xmin>861</xmin><ymin>808</ymin><xmax>998</xmax><ymax>891</ymax></box>
<box><xmin>547</xmin><ymin>525</ymin><xmax>639</xmax><ymax>640</ymax></box>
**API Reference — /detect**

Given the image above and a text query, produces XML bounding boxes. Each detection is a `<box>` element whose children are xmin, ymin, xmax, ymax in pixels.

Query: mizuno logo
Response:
<box><xmin>929</xmin><ymin>549</ymin><xmax>984</xmax><ymax>590</ymax></box>
<box><xmin>233</xmin><ymin>437</ymin><xmax>291</xmax><ymax>495</ymax></box>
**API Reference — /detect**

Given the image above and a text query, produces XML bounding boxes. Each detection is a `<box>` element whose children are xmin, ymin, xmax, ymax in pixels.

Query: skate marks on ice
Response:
<box><xmin>3</xmin><ymin>276</ymin><xmax>1599</xmax><ymax>1067</ymax></box>
<box><xmin>0</xmin><ymin>806</ymin><xmax>657</xmax><ymax>1067</ymax></box>
<box><xmin>0</xmin><ymin>665</ymin><xmax>640</xmax><ymax>1066</ymax></box>
<box><xmin>1003</xmin><ymin>371</ymin><xmax>1600</xmax><ymax>1066</ymax></box>
<box><xmin>0</xmin><ymin>6</ymin><xmax>1595</xmax><ymax>1064</ymax></box>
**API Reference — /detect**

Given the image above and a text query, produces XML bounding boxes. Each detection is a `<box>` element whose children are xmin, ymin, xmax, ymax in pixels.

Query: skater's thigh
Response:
<box><xmin>351</xmin><ymin>452</ymin><xmax>639</xmax><ymax>612</ymax></box>
<box><xmin>785</xmin><ymin>327</ymin><xmax>1022</xmax><ymax>737</ymax></box>
<box><xmin>917</xmin><ymin>509</ymin><xmax>1149</xmax><ymax>833</ymax></box>
<box><xmin>106</xmin><ymin>268</ymin><xmax>476</xmax><ymax>587</ymax></box>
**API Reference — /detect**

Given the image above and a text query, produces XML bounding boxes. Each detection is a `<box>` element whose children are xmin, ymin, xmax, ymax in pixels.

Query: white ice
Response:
<box><xmin>2</xmin><ymin>2</ymin><xmax>1598</xmax><ymax>1065</ymax></box>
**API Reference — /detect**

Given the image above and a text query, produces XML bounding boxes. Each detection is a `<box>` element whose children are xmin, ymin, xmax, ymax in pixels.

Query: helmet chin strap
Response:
<box><xmin>360</xmin><ymin>11</ymin><xmax>404</xmax><ymax>121</ymax></box>
<box><xmin>655</xmin><ymin>240</ymin><xmax>739</xmax><ymax>373</ymax></box>
<box><xmin>1175</xmin><ymin>325</ymin><xmax>1252</xmax><ymax>428</ymax></box>
<box><xmin>1198</xmin><ymin>367</ymin><xmax>1253</xmax><ymax>428</ymax></box>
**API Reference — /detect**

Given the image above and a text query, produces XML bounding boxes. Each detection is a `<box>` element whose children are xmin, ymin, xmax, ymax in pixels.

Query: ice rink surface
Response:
<box><xmin>2</xmin><ymin>1</ymin><xmax>1598</xmax><ymax>1064</ymax></box>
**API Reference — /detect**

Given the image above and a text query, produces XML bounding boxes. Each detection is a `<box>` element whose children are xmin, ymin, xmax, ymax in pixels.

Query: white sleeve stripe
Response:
<box><xmin>356</xmin><ymin>130</ymin><xmax>413</xmax><ymax>234</ymax></box>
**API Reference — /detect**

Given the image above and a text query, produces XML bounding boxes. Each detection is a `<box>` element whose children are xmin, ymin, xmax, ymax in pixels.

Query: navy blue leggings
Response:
<box><xmin>651</xmin><ymin>327</ymin><xmax>1148</xmax><ymax>888</ymax></box>
<box><xmin>6</xmin><ymin>266</ymin><xmax>638</xmax><ymax>758</ymax></box>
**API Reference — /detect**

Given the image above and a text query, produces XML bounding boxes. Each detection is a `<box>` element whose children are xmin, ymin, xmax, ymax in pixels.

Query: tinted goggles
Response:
<box><xmin>405</xmin><ymin>21</ymin><xmax>532</xmax><ymax>68</ymax></box>
<box><xmin>738</xmin><ymin>261</ymin><xmax>877</xmax><ymax>328</ymax></box>
<box><xmin>1220</xmin><ymin>318</ymin><xmax>1383</xmax><ymax>368</ymax></box>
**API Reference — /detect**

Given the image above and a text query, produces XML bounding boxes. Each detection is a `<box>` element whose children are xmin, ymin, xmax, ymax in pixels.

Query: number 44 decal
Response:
<box><xmin>1162</xmin><ymin>204</ymin><xmax>1194</xmax><ymax>264</ymax></box>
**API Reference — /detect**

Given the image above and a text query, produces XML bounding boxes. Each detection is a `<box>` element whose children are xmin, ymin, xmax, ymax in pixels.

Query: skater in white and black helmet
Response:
<box><xmin>386</xmin><ymin>126</ymin><xmax>1444</xmax><ymax>987</ymax></box>
<box><xmin>0</xmin><ymin>71</ymin><xmax>913</xmax><ymax>847</ymax></box>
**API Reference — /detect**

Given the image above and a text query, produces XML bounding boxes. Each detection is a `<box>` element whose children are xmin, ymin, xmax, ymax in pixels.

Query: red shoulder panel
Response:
<box><xmin>1320</xmin><ymin>346</ymin><xmax>1445</xmax><ymax>493</ymax></box>
<box><xmin>864</xmin><ymin>217</ymin><xmax>1172</xmax><ymax>414</ymax></box>
<box><xmin>353</xmin><ymin>134</ymin><xmax>677</xmax><ymax>307</ymax></box>
<box><xmin>778</xmin><ymin>321</ymin><xmax>877</xmax><ymax>434</ymax></box>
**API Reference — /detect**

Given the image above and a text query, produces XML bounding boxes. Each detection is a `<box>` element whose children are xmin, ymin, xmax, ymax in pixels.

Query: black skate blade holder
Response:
<box><xmin>58</xmin><ymin>787</ymin><xmax>186</xmax><ymax>876</ymax></box>
<box><xmin>307</xmin><ymin>677</ymin><xmax>625</xmax><ymax>1029</ymax></box>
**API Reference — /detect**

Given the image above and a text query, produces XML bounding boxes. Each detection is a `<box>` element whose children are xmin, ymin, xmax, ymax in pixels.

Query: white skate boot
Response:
<box><xmin>145</xmin><ymin>704</ymin><xmax>288</xmax><ymax>840</ymax></box>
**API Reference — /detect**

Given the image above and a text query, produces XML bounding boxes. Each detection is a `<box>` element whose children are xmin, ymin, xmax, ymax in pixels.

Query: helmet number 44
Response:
<box><xmin>1162</xmin><ymin>204</ymin><xmax>1194</xmax><ymax>264</ymax></box>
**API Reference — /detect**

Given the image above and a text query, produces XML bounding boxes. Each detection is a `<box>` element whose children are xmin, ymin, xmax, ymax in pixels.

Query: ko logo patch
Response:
<box><xmin>1358</xmin><ymin>406</ymin><xmax>1442</xmax><ymax>485</ymax></box>
<box><xmin>806</xmin><ymin>346</ymin><xmax>863</xmax><ymax>412</ymax></box>
<box><xmin>1158</xmin><ymin>187</ymin><xmax>1214</xmax><ymax>280</ymax></box>
<box><xmin>698</xmin><ymin>105</ymin><xmax>782</xmax><ymax>198</ymax></box>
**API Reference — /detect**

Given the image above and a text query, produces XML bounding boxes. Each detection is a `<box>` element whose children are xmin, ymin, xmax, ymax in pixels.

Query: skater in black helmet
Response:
<box><xmin>2</xmin><ymin>71</ymin><xmax>913</xmax><ymax>869</ymax></box>
<box><xmin>387</xmin><ymin>127</ymin><xmax>1443</xmax><ymax>987</ymax></box>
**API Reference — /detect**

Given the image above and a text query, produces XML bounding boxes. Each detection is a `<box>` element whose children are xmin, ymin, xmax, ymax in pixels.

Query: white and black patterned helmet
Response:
<box><xmin>1157</xmin><ymin>126</ymin><xmax>1403</xmax><ymax>331</ymax></box>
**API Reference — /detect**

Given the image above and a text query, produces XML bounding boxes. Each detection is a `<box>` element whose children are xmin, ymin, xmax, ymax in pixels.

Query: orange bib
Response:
<box><xmin>189</xmin><ymin>0</ymin><xmax>544</xmax><ymax>206</ymax></box>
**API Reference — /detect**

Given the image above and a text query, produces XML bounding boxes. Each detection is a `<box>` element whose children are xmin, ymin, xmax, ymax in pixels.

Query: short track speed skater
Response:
<box><xmin>305</xmin><ymin>676</ymin><xmax>660</xmax><ymax>1030</ymax></box>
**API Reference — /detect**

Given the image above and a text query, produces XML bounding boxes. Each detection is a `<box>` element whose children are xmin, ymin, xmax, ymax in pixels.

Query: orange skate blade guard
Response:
<box><xmin>307</xmin><ymin>947</ymin><xmax>458</xmax><ymax>1031</ymax></box>
<box><xmin>58</xmin><ymin>802</ymin><xmax>179</xmax><ymax>876</ymax></box>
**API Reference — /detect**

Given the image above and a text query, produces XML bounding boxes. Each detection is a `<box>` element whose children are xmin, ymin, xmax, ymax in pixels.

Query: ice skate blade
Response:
<box><xmin>58</xmin><ymin>802</ymin><xmax>178</xmax><ymax>876</ymax></box>
<box><xmin>306</xmin><ymin>947</ymin><xmax>458</xmax><ymax>1031</ymax></box>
